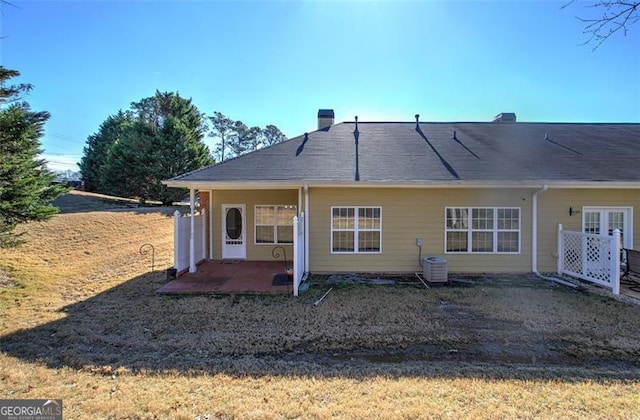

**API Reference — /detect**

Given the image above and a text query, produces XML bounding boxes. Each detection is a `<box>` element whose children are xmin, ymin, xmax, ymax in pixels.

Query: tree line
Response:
<box><xmin>79</xmin><ymin>91</ymin><xmax>287</xmax><ymax>204</ymax></box>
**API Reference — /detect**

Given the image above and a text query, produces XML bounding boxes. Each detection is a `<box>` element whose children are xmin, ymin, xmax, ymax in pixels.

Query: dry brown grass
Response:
<box><xmin>1</xmin><ymin>191</ymin><xmax>640</xmax><ymax>418</ymax></box>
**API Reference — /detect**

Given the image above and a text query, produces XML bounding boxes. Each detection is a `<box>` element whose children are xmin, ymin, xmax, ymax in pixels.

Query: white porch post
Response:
<box><xmin>293</xmin><ymin>215</ymin><xmax>300</xmax><ymax>297</ymax></box>
<box><xmin>209</xmin><ymin>189</ymin><xmax>214</xmax><ymax>260</ymax></box>
<box><xmin>612</xmin><ymin>229</ymin><xmax>621</xmax><ymax>295</ymax></box>
<box><xmin>173</xmin><ymin>210</ymin><xmax>180</xmax><ymax>270</ymax></box>
<box><xmin>189</xmin><ymin>188</ymin><xmax>196</xmax><ymax>273</ymax></box>
<box><xmin>557</xmin><ymin>223</ymin><xmax>563</xmax><ymax>276</ymax></box>
<box><xmin>304</xmin><ymin>185</ymin><xmax>310</xmax><ymax>272</ymax></box>
<box><xmin>201</xmin><ymin>209</ymin><xmax>207</xmax><ymax>262</ymax></box>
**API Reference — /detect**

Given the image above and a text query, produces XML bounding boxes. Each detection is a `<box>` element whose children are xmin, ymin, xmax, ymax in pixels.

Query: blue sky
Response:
<box><xmin>2</xmin><ymin>1</ymin><xmax>639</xmax><ymax>171</ymax></box>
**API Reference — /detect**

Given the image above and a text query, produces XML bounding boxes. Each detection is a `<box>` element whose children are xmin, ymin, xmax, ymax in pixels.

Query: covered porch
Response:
<box><xmin>168</xmin><ymin>185</ymin><xmax>309</xmax><ymax>295</ymax></box>
<box><xmin>157</xmin><ymin>260</ymin><xmax>294</xmax><ymax>294</ymax></box>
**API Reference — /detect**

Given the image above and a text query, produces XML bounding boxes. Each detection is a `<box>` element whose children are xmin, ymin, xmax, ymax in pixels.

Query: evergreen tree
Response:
<box><xmin>0</xmin><ymin>66</ymin><xmax>67</xmax><ymax>247</ymax></box>
<box><xmin>79</xmin><ymin>110</ymin><xmax>132</xmax><ymax>192</ymax></box>
<box><xmin>208</xmin><ymin>112</ymin><xmax>288</xmax><ymax>161</ymax></box>
<box><xmin>260</xmin><ymin>124</ymin><xmax>287</xmax><ymax>147</ymax></box>
<box><xmin>100</xmin><ymin>92</ymin><xmax>213</xmax><ymax>204</ymax></box>
<box><xmin>208</xmin><ymin>111</ymin><xmax>234</xmax><ymax>162</ymax></box>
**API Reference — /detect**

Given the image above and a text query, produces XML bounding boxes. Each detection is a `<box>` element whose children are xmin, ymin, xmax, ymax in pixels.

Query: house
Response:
<box><xmin>163</xmin><ymin>110</ymin><xmax>640</xmax><ymax>292</ymax></box>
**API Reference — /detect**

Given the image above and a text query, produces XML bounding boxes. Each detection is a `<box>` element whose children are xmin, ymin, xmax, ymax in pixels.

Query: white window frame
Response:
<box><xmin>254</xmin><ymin>205</ymin><xmax>297</xmax><ymax>245</ymax></box>
<box><xmin>444</xmin><ymin>207</ymin><xmax>521</xmax><ymax>254</ymax></box>
<box><xmin>331</xmin><ymin>206</ymin><xmax>382</xmax><ymax>254</ymax></box>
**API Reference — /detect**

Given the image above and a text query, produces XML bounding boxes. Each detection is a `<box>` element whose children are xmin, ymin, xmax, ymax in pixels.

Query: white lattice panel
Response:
<box><xmin>560</xmin><ymin>230</ymin><xmax>613</xmax><ymax>287</ymax></box>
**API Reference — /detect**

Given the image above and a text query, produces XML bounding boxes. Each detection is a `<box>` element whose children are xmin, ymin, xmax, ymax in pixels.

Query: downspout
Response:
<box><xmin>304</xmin><ymin>184</ymin><xmax>310</xmax><ymax>273</ymax></box>
<box><xmin>531</xmin><ymin>184</ymin><xmax>548</xmax><ymax>274</ymax></box>
<box><xmin>532</xmin><ymin>185</ymin><xmax>578</xmax><ymax>288</ymax></box>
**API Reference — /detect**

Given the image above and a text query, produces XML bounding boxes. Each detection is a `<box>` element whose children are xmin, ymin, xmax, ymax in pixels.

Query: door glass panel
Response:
<box><xmin>584</xmin><ymin>212</ymin><xmax>600</xmax><ymax>234</ymax></box>
<box><xmin>226</xmin><ymin>208</ymin><xmax>242</xmax><ymax>240</ymax></box>
<box><xmin>608</xmin><ymin>211</ymin><xmax>626</xmax><ymax>260</ymax></box>
<box><xmin>608</xmin><ymin>211</ymin><xmax>624</xmax><ymax>235</ymax></box>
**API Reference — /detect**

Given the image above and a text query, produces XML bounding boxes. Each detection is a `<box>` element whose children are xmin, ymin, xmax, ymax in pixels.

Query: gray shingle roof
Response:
<box><xmin>169</xmin><ymin>121</ymin><xmax>640</xmax><ymax>184</ymax></box>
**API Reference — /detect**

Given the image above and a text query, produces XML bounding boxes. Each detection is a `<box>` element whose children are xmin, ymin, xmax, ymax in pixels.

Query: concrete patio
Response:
<box><xmin>156</xmin><ymin>260</ymin><xmax>292</xmax><ymax>295</ymax></box>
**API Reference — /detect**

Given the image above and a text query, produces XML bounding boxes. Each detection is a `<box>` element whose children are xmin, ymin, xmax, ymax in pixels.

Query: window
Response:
<box><xmin>255</xmin><ymin>205</ymin><xmax>297</xmax><ymax>244</ymax></box>
<box><xmin>445</xmin><ymin>207</ymin><xmax>520</xmax><ymax>253</ymax></box>
<box><xmin>331</xmin><ymin>207</ymin><xmax>382</xmax><ymax>253</ymax></box>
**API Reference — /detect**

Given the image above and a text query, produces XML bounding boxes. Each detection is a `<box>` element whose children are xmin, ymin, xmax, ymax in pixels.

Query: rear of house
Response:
<box><xmin>164</xmin><ymin>111</ymin><xmax>640</xmax><ymax>286</ymax></box>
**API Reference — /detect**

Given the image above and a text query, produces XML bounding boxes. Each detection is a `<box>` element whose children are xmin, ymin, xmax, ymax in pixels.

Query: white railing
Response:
<box><xmin>174</xmin><ymin>210</ymin><xmax>206</xmax><ymax>274</ymax></box>
<box><xmin>293</xmin><ymin>212</ymin><xmax>306</xmax><ymax>296</ymax></box>
<box><xmin>557</xmin><ymin>223</ymin><xmax>620</xmax><ymax>295</ymax></box>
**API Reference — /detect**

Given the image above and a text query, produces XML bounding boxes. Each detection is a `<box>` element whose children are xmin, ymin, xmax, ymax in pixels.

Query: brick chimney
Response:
<box><xmin>317</xmin><ymin>109</ymin><xmax>335</xmax><ymax>130</ymax></box>
<box><xmin>492</xmin><ymin>112</ymin><xmax>517</xmax><ymax>123</ymax></box>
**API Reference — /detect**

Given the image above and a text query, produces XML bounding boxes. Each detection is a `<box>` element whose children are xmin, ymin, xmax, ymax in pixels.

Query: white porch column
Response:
<box><xmin>304</xmin><ymin>185</ymin><xmax>310</xmax><ymax>272</ymax></box>
<box><xmin>173</xmin><ymin>210</ymin><xmax>180</xmax><ymax>270</ymax></box>
<box><xmin>612</xmin><ymin>229</ymin><xmax>621</xmax><ymax>295</ymax></box>
<box><xmin>209</xmin><ymin>189</ymin><xmax>214</xmax><ymax>260</ymax></box>
<box><xmin>201</xmin><ymin>209</ymin><xmax>207</xmax><ymax>262</ymax></box>
<box><xmin>293</xmin><ymin>215</ymin><xmax>300</xmax><ymax>297</ymax></box>
<box><xmin>189</xmin><ymin>188</ymin><xmax>196</xmax><ymax>273</ymax></box>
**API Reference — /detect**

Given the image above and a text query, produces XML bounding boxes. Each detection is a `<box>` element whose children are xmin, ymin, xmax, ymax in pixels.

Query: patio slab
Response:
<box><xmin>157</xmin><ymin>260</ymin><xmax>292</xmax><ymax>294</ymax></box>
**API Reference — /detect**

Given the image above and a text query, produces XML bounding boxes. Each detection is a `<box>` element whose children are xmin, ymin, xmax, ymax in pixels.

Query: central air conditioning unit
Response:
<box><xmin>423</xmin><ymin>257</ymin><xmax>448</xmax><ymax>283</ymax></box>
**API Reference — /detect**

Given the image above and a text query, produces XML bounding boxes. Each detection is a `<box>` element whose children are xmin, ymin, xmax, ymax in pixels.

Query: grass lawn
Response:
<box><xmin>1</xmin><ymin>191</ymin><xmax>639</xmax><ymax>418</ymax></box>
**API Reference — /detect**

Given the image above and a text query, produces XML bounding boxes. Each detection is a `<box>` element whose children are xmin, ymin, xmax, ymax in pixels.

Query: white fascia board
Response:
<box><xmin>163</xmin><ymin>179</ymin><xmax>640</xmax><ymax>190</ymax></box>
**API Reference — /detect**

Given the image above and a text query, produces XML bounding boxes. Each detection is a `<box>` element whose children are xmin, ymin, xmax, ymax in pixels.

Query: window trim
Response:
<box><xmin>254</xmin><ymin>204</ymin><xmax>297</xmax><ymax>245</ymax></box>
<box><xmin>444</xmin><ymin>206</ymin><xmax>521</xmax><ymax>254</ymax></box>
<box><xmin>330</xmin><ymin>206</ymin><xmax>383</xmax><ymax>254</ymax></box>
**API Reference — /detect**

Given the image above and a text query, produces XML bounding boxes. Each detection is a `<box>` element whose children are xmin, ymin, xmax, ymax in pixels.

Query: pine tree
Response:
<box><xmin>0</xmin><ymin>67</ymin><xmax>67</xmax><ymax>247</ymax></box>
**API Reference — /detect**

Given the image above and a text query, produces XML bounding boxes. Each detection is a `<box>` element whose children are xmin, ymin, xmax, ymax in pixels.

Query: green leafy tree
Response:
<box><xmin>208</xmin><ymin>111</ymin><xmax>235</xmax><ymax>162</ymax></box>
<box><xmin>100</xmin><ymin>92</ymin><xmax>213</xmax><ymax>204</ymax></box>
<box><xmin>0</xmin><ymin>66</ymin><xmax>67</xmax><ymax>247</ymax></box>
<box><xmin>260</xmin><ymin>124</ymin><xmax>287</xmax><ymax>147</ymax></box>
<box><xmin>227</xmin><ymin>121</ymin><xmax>261</xmax><ymax>157</ymax></box>
<box><xmin>79</xmin><ymin>110</ymin><xmax>133</xmax><ymax>192</ymax></box>
<box><xmin>208</xmin><ymin>112</ymin><xmax>287</xmax><ymax>161</ymax></box>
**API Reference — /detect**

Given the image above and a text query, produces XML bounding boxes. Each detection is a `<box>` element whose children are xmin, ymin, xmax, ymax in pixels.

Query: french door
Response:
<box><xmin>583</xmin><ymin>207</ymin><xmax>632</xmax><ymax>266</ymax></box>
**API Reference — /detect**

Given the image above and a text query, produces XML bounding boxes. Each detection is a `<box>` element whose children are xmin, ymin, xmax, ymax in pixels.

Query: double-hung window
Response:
<box><xmin>255</xmin><ymin>205</ymin><xmax>297</xmax><ymax>244</ymax></box>
<box><xmin>445</xmin><ymin>207</ymin><xmax>520</xmax><ymax>253</ymax></box>
<box><xmin>331</xmin><ymin>206</ymin><xmax>382</xmax><ymax>253</ymax></box>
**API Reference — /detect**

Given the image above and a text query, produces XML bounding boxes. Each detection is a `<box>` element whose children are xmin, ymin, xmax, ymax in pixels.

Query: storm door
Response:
<box><xmin>222</xmin><ymin>204</ymin><xmax>246</xmax><ymax>259</ymax></box>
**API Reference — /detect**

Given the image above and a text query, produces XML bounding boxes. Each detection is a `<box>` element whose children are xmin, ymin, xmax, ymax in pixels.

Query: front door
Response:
<box><xmin>222</xmin><ymin>204</ymin><xmax>246</xmax><ymax>259</ymax></box>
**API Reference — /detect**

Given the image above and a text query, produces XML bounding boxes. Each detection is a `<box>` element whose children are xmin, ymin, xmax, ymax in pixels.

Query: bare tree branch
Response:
<box><xmin>563</xmin><ymin>0</ymin><xmax>640</xmax><ymax>50</ymax></box>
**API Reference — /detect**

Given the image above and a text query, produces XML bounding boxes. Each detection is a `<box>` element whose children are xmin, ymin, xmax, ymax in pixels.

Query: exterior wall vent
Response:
<box><xmin>492</xmin><ymin>112</ymin><xmax>517</xmax><ymax>123</ymax></box>
<box><xmin>423</xmin><ymin>257</ymin><xmax>448</xmax><ymax>283</ymax></box>
<box><xmin>318</xmin><ymin>109</ymin><xmax>335</xmax><ymax>130</ymax></box>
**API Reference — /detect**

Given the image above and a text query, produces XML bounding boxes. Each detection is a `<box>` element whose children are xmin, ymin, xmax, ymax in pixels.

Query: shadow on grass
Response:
<box><xmin>2</xmin><ymin>272</ymin><xmax>640</xmax><ymax>381</ymax></box>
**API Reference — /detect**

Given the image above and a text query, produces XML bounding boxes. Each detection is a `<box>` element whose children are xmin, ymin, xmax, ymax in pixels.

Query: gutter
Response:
<box><xmin>162</xmin><ymin>179</ymin><xmax>640</xmax><ymax>190</ymax></box>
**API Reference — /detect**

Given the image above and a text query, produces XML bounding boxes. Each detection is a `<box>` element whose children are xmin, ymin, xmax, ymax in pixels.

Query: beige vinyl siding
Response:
<box><xmin>309</xmin><ymin>188</ymin><xmax>533</xmax><ymax>274</ymax></box>
<box><xmin>211</xmin><ymin>190</ymin><xmax>298</xmax><ymax>261</ymax></box>
<box><xmin>536</xmin><ymin>189</ymin><xmax>640</xmax><ymax>273</ymax></box>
